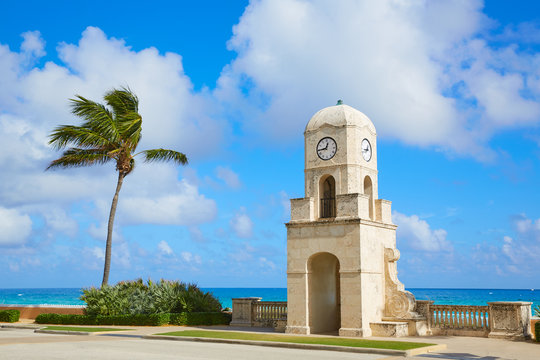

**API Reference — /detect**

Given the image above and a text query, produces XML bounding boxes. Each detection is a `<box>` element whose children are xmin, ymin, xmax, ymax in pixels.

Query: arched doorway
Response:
<box><xmin>319</xmin><ymin>175</ymin><xmax>336</xmax><ymax>218</ymax></box>
<box><xmin>308</xmin><ymin>252</ymin><xmax>341</xmax><ymax>334</ymax></box>
<box><xmin>364</xmin><ymin>175</ymin><xmax>373</xmax><ymax>220</ymax></box>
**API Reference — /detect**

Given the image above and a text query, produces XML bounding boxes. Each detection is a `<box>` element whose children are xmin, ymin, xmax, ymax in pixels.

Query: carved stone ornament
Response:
<box><xmin>384</xmin><ymin>247</ymin><xmax>418</xmax><ymax>319</ymax></box>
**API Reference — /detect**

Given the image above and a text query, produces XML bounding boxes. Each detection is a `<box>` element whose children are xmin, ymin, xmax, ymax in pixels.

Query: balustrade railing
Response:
<box><xmin>429</xmin><ymin>304</ymin><xmax>489</xmax><ymax>331</ymax></box>
<box><xmin>253</xmin><ymin>301</ymin><xmax>287</xmax><ymax>322</ymax></box>
<box><xmin>233</xmin><ymin>299</ymin><xmax>531</xmax><ymax>338</ymax></box>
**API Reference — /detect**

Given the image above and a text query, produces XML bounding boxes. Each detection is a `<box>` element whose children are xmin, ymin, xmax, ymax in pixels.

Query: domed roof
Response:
<box><xmin>305</xmin><ymin>103</ymin><xmax>376</xmax><ymax>133</ymax></box>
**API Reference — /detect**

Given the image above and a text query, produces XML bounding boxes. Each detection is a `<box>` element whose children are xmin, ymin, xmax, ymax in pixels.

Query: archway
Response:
<box><xmin>364</xmin><ymin>175</ymin><xmax>373</xmax><ymax>220</ymax></box>
<box><xmin>319</xmin><ymin>175</ymin><xmax>336</xmax><ymax>218</ymax></box>
<box><xmin>308</xmin><ymin>252</ymin><xmax>341</xmax><ymax>334</ymax></box>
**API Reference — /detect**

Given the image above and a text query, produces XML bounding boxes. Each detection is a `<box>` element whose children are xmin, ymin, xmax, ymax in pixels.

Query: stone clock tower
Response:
<box><xmin>285</xmin><ymin>101</ymin><xmax>424</xmax><ymax>337</ymax></box>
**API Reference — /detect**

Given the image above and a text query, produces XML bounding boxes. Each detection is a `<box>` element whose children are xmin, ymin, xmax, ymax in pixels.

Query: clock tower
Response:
<box><xmin>285</xmin><ymin>101</ymin><xmax>423</xmax><ymax>337</ymax></box>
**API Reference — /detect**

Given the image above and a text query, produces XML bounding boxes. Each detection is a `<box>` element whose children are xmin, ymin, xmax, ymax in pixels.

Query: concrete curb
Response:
<box><xmin>1</xmin><ymin>324</ymin><xmax>43</xmax><ymax>330</ymax></box>
<box><xmin>34</xmin><ymin>329</ymin><xmax>132</xmax><ymax>336</ymax></box>
<box><xmin>35</xmin><ymin>329</ymin><xmax>93</xmax><ymax>336</ymax></box>
<box><xmin>142</xmin><ymin>334</ymin><xmax>446</xmax><ymax>356</ymax></box>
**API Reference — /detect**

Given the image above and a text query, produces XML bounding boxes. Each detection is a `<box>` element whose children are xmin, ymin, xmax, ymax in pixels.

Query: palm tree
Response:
<box><xmin>46</xmin><ymin>87</ymin><xmax>188</xmax><ymax>287</ymax></box>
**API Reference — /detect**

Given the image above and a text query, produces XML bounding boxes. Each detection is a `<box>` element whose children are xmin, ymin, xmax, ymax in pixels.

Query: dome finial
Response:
<box><xmin>336</xmin><ymin>99</ymin><xmax>343</xmax><ymax>105</ymax></box>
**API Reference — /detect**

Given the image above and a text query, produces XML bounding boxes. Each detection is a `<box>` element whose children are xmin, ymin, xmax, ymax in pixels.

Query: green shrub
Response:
<box><xmin>536</xmin><ymin>321</ymin><xmax>540</xmax><ymax>342</ymax></box>
<box><xmin>81</xmin><ymin>279</ymin><xmax>222</xmax><ymax>316</ymax></box>
<box><xmin>0</xmin><ymin>309</ymin><xmax>20</xmax><ymax>322</ymax></box>
<box><xmin>35</xmin><ymin>313</ymin><xmax>170</xmax><ymax>326</ymax></box>
<box><xmin>169</xmin><ymin>312</ymin><xmax>231</xmax><ymax>326</ymax></box>
<box><xmin>35</xmin><ymin>312</ymin><xmax>229</xmax><ymax>326</ymax></box>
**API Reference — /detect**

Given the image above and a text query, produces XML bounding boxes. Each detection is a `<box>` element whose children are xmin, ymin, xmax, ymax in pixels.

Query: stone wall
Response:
<box><xmin>0</xmin><ymin>305</ymin><xmax>85</xmax><ymax>319</ymax></box>
<box><xmin>415</xmin><ymin>300</ymin><xmax>532</xmax><ymax>340</ymax></box>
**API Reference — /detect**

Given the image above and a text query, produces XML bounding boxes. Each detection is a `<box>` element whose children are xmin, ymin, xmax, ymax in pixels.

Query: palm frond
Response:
<box><xmin>70</xmin><ymin>96</ymin><xmax>119</xmax><ymax>142</ymax></box>
<box><xmin>104</xmin><ymin>87</ymin><xmax>139</xmax><ymax>117</ymax></box>
<box><xmin>116</xmin><ymin>112</ymin><xmax>142</xmax><ymax>146</ymax></box>
<box><xmin>142</xmin><ymin>149</ymin><xmax>188</xmax><ymax>165</ymax></box>
<box><xmin>48</xmin><ymin>125</ymin><xmax>116</xmax><ymax>150</ymax></box>
<box><xmin>46</xmin><ymin>148</ymin><xmax>112</xmax><ymax>170</ymax></box>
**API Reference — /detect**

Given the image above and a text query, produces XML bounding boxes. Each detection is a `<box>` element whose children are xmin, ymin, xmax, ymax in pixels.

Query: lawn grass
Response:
<box><xmin>42</xmin><ymin>326</ymin><xmax>130</xmax><ymax>332</ymax></box>
<box><xmin>157</xmin><ymin>330</ymin><xmax>434</xmax><ymax>350</ymax></box>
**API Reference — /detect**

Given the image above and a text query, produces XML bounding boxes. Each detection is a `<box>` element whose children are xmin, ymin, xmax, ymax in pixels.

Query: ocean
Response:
<box><xmin>1</xmin><ymin>288</ymin><xmax>539</xmax><ymax>310</ymax></box>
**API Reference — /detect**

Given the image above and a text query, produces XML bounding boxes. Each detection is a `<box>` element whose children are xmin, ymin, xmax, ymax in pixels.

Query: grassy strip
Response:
<box><xmin>157</xmin><ymin>330</ymin><xmax>434</xmax><ymax>350</ymax></box>
<box><xmin>42</xmin><ymin>326</ymin><xmax>130</xmax><ymax>332</ymax></box>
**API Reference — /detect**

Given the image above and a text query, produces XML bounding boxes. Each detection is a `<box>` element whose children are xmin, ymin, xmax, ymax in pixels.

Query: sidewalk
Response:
<box><xmin>3</xmin><ymin>322</ymin><xmax>540</xmax><ymax>359</ymax></box>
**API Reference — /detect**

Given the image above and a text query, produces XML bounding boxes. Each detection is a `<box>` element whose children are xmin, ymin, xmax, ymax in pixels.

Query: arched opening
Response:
<box><xmin>364</xmin><ymin>175</ymin><xmax>373</xmax><ymax>220</ymax></box>
<box><xmin>319</xmin><ymin>175</ymin><xmax>336</xmax><ymax>218</ymax></box>
<box><xmin>308</xmin><ymin>252</ymin><xmax>341</xmax><ymax>334</ymax></box>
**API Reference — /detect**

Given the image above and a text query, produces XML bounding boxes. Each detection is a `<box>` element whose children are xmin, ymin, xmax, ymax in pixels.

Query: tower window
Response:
<box><xmin>364</xmin><ymin>175</ymin><xmax>373</xmax><ymax>220</ymax></box>
<box><xmin>320</xmin><ymin>176</ymin><xmax>336</xmax><ymax>218</ymax></box>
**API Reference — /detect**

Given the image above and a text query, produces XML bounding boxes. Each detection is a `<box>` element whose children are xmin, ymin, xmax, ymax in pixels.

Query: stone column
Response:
<box><xmin>285</xmin><ymin>272</ymin><xmax>310</xmax><ymax>334</ymax></box>
<box><xmin>339</xmin><ymin>270</ymin><xmax>367</xmax><ymax>337</ymax></box>
<box><xmin>488</xmin><ymin>301</ymin><xmax>532</xmax><ymax>340</ymax></box>
<box><xmin>230</xmin><ymin>297</ymin><xmax>261</xmax><ymax>327</ymax></box>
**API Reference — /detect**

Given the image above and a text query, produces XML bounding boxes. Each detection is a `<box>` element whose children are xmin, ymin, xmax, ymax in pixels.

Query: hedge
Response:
<box><xmin>169</xmin><ymin>312</ymin><xmax>231</xmax><ymax>326</ymax></box>
<box><xmin>35</xmin><ymin>312</ymin><xmax>231</xmax><ymax>326</ymax></box>
<box><xmin>35</xmin><ymin>313</ymin><xmax>170</xmax><ymax>326</ymax></box>
<box><xmin>0</xmin><ymin>309</ymin><xmax>20</xmax><ymax>323</ymax></box>
<box><xmin>536</xmin><ymin>322</ymin><xmax>540</xmax><ymax>342</ymax></box>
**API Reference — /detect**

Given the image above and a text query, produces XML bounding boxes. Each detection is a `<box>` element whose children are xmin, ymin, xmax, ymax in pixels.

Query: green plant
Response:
<box><xmin>536</xmin><ymin>321</ymin><xmax>540</xmax><ymax>342</ymax></box>
<box><xmin>0</xmin><ymin>309</ymin><xmax>20</xmax><ymax>322</ymax></box>
<box><xmin>169</xmin><ymin>312</ymin><xmax>231</xmax><ymax>326</ymax></box>
<box><xmin>35</xmin><ymin>313</ymin><xmax>170</xmax><ymax>326</ymax></box>
<box><xmin>534</xmin><ymin>305</ymin><xmax>540</xmax><ymax>317</ymax></box>
<box><xmin>81</xmin><ymin>285</ymin><xmax>132</xmax><ymax>316</ymax></box>
<box><xmin>41</xmin><ymin>326</ymin><xmax>129</xmax><ymax>332</ymax></box>
<box><xmin>179</xmin><ymin>284</ymin><xmax>222</xmax><ymax>313</ymax></box>
<box><xmin>80</xmin><ymin>279</ymin><xmax>222</xmax><ymax>316</ymax></box>
<box><xmin>46</xmin><ymin>87</ymin><xmax>188</xmax><ymax>286</ymax></box>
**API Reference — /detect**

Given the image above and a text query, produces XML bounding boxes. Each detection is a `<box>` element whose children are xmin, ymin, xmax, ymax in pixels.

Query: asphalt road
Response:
<box><xmin>0</xmin><ymin>328</ymin><xmax>387</xmax><ymax>360</ymax></box>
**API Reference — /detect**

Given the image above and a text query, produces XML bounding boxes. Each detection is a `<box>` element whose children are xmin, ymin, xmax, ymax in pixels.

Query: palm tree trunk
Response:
<box><xmin>101</xmin><ymin>171</ymin><xmax>125</xmax><ymax>287</ymax></box>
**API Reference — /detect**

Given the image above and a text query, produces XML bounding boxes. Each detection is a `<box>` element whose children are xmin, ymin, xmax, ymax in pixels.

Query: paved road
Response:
<box><xmin>0</xmin><ymin>328</ymin><xmax>386</xmax><ymax>360</ymax></box>
<box><xmin>3</xmin><ymin>326</ymin><xmax>540</xmax><ymax>360</ymax></box>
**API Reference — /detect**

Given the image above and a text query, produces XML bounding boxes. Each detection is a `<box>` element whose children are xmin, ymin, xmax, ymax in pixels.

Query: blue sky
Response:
<box><xmin>1</xmin><ymin>0</ymin><xmax>540</xmax><ymax>289</ymax></box>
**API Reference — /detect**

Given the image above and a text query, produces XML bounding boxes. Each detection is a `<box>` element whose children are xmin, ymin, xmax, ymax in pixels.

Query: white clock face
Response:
<box><xmin>317</xmin><ymin>137</ymin><xmax>337</xmax><ymax>160</ymax></box>
<box><xmin>361</xmin><ymin>138</ymin><xmax>372</xmax><ymax>162</ymax></box>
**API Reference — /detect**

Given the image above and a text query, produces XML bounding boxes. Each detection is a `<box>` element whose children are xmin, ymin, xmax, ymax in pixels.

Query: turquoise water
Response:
<box><xmin>1</xmin><ymin>288</ymin><xmax>539</xmax><ymax>310</ymax></box>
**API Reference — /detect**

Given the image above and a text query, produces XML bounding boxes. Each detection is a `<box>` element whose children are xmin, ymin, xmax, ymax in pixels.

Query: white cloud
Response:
<box><xmin>216</xmin><ymin>166</ymin><xmax>241</xmax><ymax>189</ymax></box>
<box><xmin>91</xmin><ymin>247</ymin><xmax>105</xmax><ymax>261</ymax></box>
<box><xmin>393</xmin><ymin>211</ymin><xmax>452</xmax><ymax>252</ymax></box>
<box><xmin>9</xmin><ymin>263</ymin><xmax>20</xmax><ymax>272</ymax></box>
<box><xmin>259</xmin><ymin>256</ymin><xmax>276</xmax><ymax>270</ymax></box>
<box><xmin>0</xmin><ymin>207</ymin><xmax>32</xmax><ymax>247</ymax></box>
<box><xmin>0</xmin><ymin>26</ymin><xmax>222</xmax><ymax>216</ymax></box>
<box><xmin>0</xmin><ymin>26</ymin><xmax>224</xmax><ymax>249</ymax></box>
<box><xmin>119</xmin><ymin>178</ymin><xmax>217</xmax><ymax>226</ymax></box>
<box><xmin>39</xmin><ymin>206</ymin><xmax>78</xmax><ymax>237</ymax></box>
<box><xmin>513</xmin><ymin>215</ymin><xmax>540</xmax><ymax>236</ymax></box>
<box><xmin>88</xmin><ymin>222</ymin><xmax>122</xmax><ymax>242</ymax></box>
<box><xmin>230</xmin><ymin>208</ymin><xmax>253</xmax><ymax>238</ymax></box>
<box><xmin>20</xmin><ymin>31</ymin><xmax>45</xmax><ymax>61</ymax></box>
<box><xmin>158</xmin><ymin>240</ymin><xmax>173</xmax><ymax>255</ymax></box>
<box><xmin>471</xmin><ymin>214</ymin><xmax>540</xmax><ymax>276</ymax></box>
<box><xmin>112</xmin><ymin>240</ymin><xmax>131</xmax><ymax>269</ymax></box>
<box><xmin>216</xmin><ymin>0</ymin><xmax>540</xmax><ymax>159</ymax></box>
<box><xmin>181</xmin><ymin>251</ymin><xmax>201</xmax><ymax>265</ymax></box>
